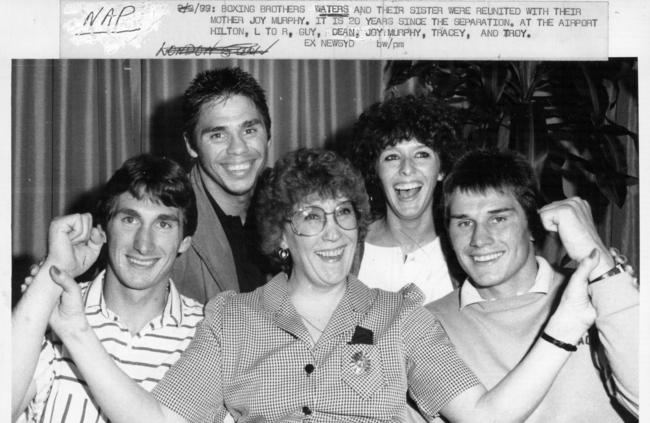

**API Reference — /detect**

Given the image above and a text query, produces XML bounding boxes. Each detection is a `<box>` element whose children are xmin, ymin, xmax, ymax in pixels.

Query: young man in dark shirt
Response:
<box><xmin>171</xmin><ymin>67</ymin><xmax>272</xmax><ymax>302</ymax></box>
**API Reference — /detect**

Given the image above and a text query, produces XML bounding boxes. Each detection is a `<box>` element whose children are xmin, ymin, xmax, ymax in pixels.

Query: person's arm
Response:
<box><xmin>434</xmin><ymin>197</ymin><xmax>629</xmax><ymax>422</ymax></box>
<box><xmin>590</xmin><ymin>270</ymin><xmax>639</xmax><ymax>415</ymax></box>
<box><xmin>45</xmin><ymin>267</ymin><xmax>186</xmax><ymax>422</ymax></box>
<box><xmin>539</xmin><ymin>197</ymin><xmax>639</xmax><ymax>414</ymax></box>
<box><xmin>434</xmin><ymin>248</ymin><xmax>599</xmax><ymax>423</ymax></box>
<box><xmin>11</xmin><ymin>213</ymin><xmax>104</xmax><ymax>417</ymax></box>
<box><xmin>46</xmin><ymin>266</ymin><xmax>231</xmax><ymax>423</ymax></box>
<box><xmin>12</xmin><ymin>261</ymin><xmax>64</xmax><ymax>418</ymax></box>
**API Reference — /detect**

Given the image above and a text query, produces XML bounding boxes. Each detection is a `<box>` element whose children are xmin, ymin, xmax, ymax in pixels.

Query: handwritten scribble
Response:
<box><xmin>75</xmin><ymin>28</ymin><xmax>142</xmax><ymax>36</ymax></box>
<box><xmin>155</xmin><ymin>39</ymin><xmax>279</xmax><ymax>57</ymax></box>
<box><xmin>83</xmin><ymin>6</ymin><xmax>137</xmax><ymax>27</ymax></box>
<box><xmin>177</xmin><ymin>3</ymin><xmax>192</xmax><ymax>13</ymax></box>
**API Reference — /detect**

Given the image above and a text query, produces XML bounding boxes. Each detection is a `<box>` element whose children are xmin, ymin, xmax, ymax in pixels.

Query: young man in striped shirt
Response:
<box><xmin>12</xmin><ymin>154</ymin><xmax>205</xmax><ymax>423</ymax></box>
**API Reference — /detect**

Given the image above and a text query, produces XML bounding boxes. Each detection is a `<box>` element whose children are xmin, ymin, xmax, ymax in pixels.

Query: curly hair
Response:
<box><xmin>183</xmin><ymin>67</ymin><xmax>271</xmax><ymax>150</ymax></box>
<box><xmin>95</xmin><ymin>154</ymin><xmax>197</xmax><ymax>238</ymax></box>
<box><xmin>442</xmin><ymin>149</ymin><xmax>546</xmax><ymax>245</ymax></box>
<box><xmin>349</xmin><ymin>95</ymin><xmax>465</xmax><ymax>218</ymax></box>
<box><xmin>255</xmin><ymin>148</ymin><xmax>371</xmax><ymax>271</ymax></box>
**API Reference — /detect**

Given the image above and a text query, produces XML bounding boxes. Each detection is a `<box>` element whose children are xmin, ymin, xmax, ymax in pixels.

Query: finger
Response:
<box><xmin>29</xmin><ymin>263</ymin><xmax>40</xmax><ymax>276</ymax></box>
<box><xmin>49</xmin><ymin>215</ymin><xmax>80</xmax><ymax>244</ymax></box>
<box><xmin>568</xmin><ymin>248</ymin><xmax>600</xmax><ymax>289</ymax></box>
<box><xmin>23</xmin><ymin>275</ymin><xmax>34</xmax><ymax>286</ymax></box>
<box><xmin>69</xmin><ymin>213</ymin><xmax>93</xmax><ymax>244</ymax></box>
<box><xmin>21</xmin><ymin>283</ymin><xmax>28</xmax><ymax>293</ymax></box>
<box><xmin>49</xmin><ymin>265</ymin><xmax>80</xmax><ymax>294</ymax></box>
<box><xmin>538</xmin><ymin>208</ymin><xmax>560</xmax><ymax>233</ymax></box>
<box><xmin>88</xmin><ymin>226</ymin><xmax>107</xmax><ymax>248</ymax></box>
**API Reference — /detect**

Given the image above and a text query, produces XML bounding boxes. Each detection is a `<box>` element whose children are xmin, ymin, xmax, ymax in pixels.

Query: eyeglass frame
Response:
<box><xmin>284</xmin><ymin>200</ymin><xmax>359</xmax><ymax>237</ymax></box>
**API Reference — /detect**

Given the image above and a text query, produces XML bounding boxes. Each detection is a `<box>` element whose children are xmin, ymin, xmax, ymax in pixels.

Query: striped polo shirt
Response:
<box><xmin>24</xmin><ymin>270</ymin><xmax>204</xmax><ymax>423</ymax></box>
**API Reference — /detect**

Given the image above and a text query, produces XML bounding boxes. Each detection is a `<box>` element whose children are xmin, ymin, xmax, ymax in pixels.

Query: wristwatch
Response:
<box><xmin>588</xmin><ymin>263</ymin><xmax>626</xmax><ymax>284</ymax></box>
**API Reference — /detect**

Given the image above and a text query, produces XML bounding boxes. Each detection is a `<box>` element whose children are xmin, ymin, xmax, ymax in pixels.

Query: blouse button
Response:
<box><xmin>302</xmin><ymin>406</ymin><xmax>312</xmax><ymax>415</ymax></box>
<box><xmin>304</xmin><ymin>364</ymin><xmax>315</xmax><ymax>374</ymax></box>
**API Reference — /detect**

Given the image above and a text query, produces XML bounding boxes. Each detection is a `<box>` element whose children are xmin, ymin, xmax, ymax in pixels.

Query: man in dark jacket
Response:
<box><xmin>172</xmin><ymin>67</ymin><xmax>272</xmax><ymax>303</ymax></box>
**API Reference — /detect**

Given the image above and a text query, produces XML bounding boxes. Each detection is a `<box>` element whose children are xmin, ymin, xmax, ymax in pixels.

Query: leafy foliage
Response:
<box><xmin>384</xmin><ymin>60</ymin><xmax>638</xmax><ymax>215</ymax></box>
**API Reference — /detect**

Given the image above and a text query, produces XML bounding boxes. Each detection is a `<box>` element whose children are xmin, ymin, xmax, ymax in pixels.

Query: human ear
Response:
<box><xmin>177</xmin><ymin>236</ymin><xmax>193</xmax><ymax>254</ymax></box>
<box><xmin>184</xmin><ymin>133</ymin><xmax>199</xmax><ymax>159</ymax></box>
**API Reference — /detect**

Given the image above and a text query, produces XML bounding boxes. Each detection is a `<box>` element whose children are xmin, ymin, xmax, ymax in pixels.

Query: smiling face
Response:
<box><xmin>186</xmin><ymin>94</ymin><xmax>270</xmax><ymax>199</ymax></box>
<box><xmin>448</xmin><ymin>188</ymin><xmax>538</xmax><ymax>299</ymax></box>
<box><xmin>105</xmin><ymin>193</ymin><xmax>192</xmax><ymax>293</ymax></box>
<box><xmin>282</xmin><ymin>197</ymin><xmax>358</xmax><ymax>290</ymax></box>
<box><xmin>376</xmin><ymin>139</ymin><xmax>443</xmax><ymax>223</ymax></box>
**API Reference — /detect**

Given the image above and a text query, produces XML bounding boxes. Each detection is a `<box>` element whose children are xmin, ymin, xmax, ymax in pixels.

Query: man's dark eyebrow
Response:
<box><xmin>200</xmin><ymin>125</ymin><xmax>226</xmax><ymax>136</ymax></box>
<box><xmin>114</xmin><ymin>208</ymin><xmax>180</xmax><ymax>222</ymax></box>
<box><xmin>488</xmin><ymin>207</ymin><xmax>515</xmax><ymax>214</ymax></box>
<box><xmin>199</xmin><ymin>118</ymin><xmax>262</xmax><ymax>135</ymax></box>
<box><xmin>157</xmin><ymin>213</ymin><xmax>180</xmax><ymax>222</ymax></box>
<box><xmin>241</xmin><ymin>118</ymin><xmax>262</xmax><ymax>128</ymax></box>
<box><xmin>449</xmin><ymin>207</ymin><xmax>515</xmax><ymax>220</ymax></box>
<box><xmin>115</xmin><ymin>208</ymin><xmax>141</xmax><ymax>217</ymax></box>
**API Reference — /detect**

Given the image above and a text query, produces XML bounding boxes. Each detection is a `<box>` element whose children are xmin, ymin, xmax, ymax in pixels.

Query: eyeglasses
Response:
<box><xmin>286</xmin><ymin>201</ymin><xmax>358</xmax><ymax>236</ymax></box>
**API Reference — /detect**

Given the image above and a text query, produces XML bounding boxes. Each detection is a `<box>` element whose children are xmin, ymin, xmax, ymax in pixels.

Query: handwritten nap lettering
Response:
<box><xmin>76</xmin><ymin>5</ymin><xmax>140</xmax><ymax>36</ymax></box>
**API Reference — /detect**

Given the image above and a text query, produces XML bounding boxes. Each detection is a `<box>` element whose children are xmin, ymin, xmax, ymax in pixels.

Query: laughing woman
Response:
<box><xmin>350</xmin><ymin>95</ymin><xmax>465</xmax><ymax>303</ymax></box>
<box><xmin>39</xmin><ymin>148</ymin><xmax>599</xmax><ymax>422</ymax></box>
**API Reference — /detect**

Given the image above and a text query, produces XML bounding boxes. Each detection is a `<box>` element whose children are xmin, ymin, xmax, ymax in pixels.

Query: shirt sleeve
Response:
<box><xmin>152</xmin><ymin>291</ymin><xmax>235</xmax><ymax>423</ymax></box>
<box><xmin>24</xmin><ymin>338</ymin><xmax>56</xmax><ymax>423</ymax></box>
<box><xmin>402</xmin><ymin>298</ymin><xmax>481</xmax><ymax>420</ymax></box>
<box><xmin>589</xmin><ymin>271</ymin><xmax>639</xmax><ymax>416</ymax></box>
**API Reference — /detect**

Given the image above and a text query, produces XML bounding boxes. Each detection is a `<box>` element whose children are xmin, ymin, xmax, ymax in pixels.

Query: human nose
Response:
<box><xmin>399</xmin><ymin>157</ymin><xmax>414</xmax><ymax>175</ymax></box>
<box><xmin>134</xmin><ymin>226</ymin><xmax>154</xmax><ymax>254</ymax></box>
<box><xmin>321</xmin><ymin>214</ymin><xmax>342</xmax><ymax>241</ymax></box>
<box><xmin>470</xmin><ymin>223</ymin><xmax>493</xmax><ymax>248</ymax></box>
<box><xmin>227</xmin><ymin>132</ymin><xmax>249</xmax><ymax>155</ymax></box>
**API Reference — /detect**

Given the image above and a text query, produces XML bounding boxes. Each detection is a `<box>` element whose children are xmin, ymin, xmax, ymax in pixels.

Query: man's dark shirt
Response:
<box><xmin>204</xmin><ymin>186</ymin><xmax>269</xmax><ymax>293</ymax></box>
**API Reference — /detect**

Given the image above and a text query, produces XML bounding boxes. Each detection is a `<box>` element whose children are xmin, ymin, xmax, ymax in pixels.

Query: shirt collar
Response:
<box><xmin>459</xmin><ymin>256</ymin><xmax>553</xmax><ymax>308</ymax></box>
<box><xmin>261</xmin><ymin>272</ymin><xmax>374</xmax><ymax>315</ymax></box>
<box><xmin>260</xmin><ymin>272</ymin><xmax>290</xmax><ymax>313</ymax></box>
<box><xmin>84</xmin><ymin>270</ymin><xmax>110</xmax><ymax>318</ymax></box>
<box><xmin>164</xmin><ymin>278</ymin><xmax>185</xmax><ymax>326</ymax></box>
<box><xmin>84</xmin><ymin>269</ymin><xmax>184</xmax><ymax>327</ymax></box>
<box><xmin>345</xmin><ymin>275</ymin><xmax>375</xmax><ymax>314</ymax></box>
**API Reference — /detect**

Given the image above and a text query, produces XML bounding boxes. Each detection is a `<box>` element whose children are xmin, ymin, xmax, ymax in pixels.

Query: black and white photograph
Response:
<box><xmin>2</xmin><ymin>1</ymin><xmax>647</xmax><ymax>422</ymax></box>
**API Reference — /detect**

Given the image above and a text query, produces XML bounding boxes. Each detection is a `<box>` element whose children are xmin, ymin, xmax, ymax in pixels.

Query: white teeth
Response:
<box><xmin>394</xmin><ymin>182</ymin><xmax>422</xmax><ymax>201</ymax></box>
<box><xmin>395</xmin><ymin>182</ymin><xmax>422</xmax><ymax>191</ymax></box>
<box><xmin>225</xmin><ymin>162</ymin><xmax>252</xmax><ymax>172</ymax></box>
<box><xmin>316</xmin><ymin>247</ymin><xmax>344</xmax><ymax>258</ymax></box>
<box><xmin>472</xmin><ymin>252</ymin><xmax>504</xmax><ymax>262</ymax></box>
<box><xmin>128</xmin><ymin>257</ymin><xmax>157</xmax><ymax>266</ymax></box>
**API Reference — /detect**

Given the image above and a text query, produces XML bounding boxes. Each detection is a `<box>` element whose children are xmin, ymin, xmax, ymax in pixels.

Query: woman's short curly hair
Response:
<box><xmin>349</xmin><ymin>95</ymin><xmax>465</xmax><ymax>218</ymax></box>
<box><xmin>255</xmin><ymin>148</ymin><xmax>371</xmax><ymax>270</ymax></box>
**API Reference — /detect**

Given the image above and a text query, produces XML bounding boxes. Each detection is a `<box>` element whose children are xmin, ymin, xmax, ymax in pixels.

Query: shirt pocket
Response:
<box><xmin>339</xmin><ymin>344</ymin><xmax>386</xmax><ymax>401</ymax></box>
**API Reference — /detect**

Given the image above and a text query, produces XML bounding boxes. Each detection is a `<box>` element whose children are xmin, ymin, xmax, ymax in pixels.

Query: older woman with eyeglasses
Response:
<box><xmin>41</xmin><ymin>148</ymin><xmax>600</xmax><ymax>423</ymax></box>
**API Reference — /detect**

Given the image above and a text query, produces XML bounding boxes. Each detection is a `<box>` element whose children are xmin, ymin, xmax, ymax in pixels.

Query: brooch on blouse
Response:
<box><xmin>350</xmin><ymin>351</ymin><xmax>372</xmax><ymax>375</ymax></box>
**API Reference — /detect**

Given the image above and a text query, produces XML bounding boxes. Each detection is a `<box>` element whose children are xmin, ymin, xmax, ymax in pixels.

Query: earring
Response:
<box><xmin>277</xmin><ymin>248</ymin><xmax>290</xmax><ymax>261</ymax></box>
